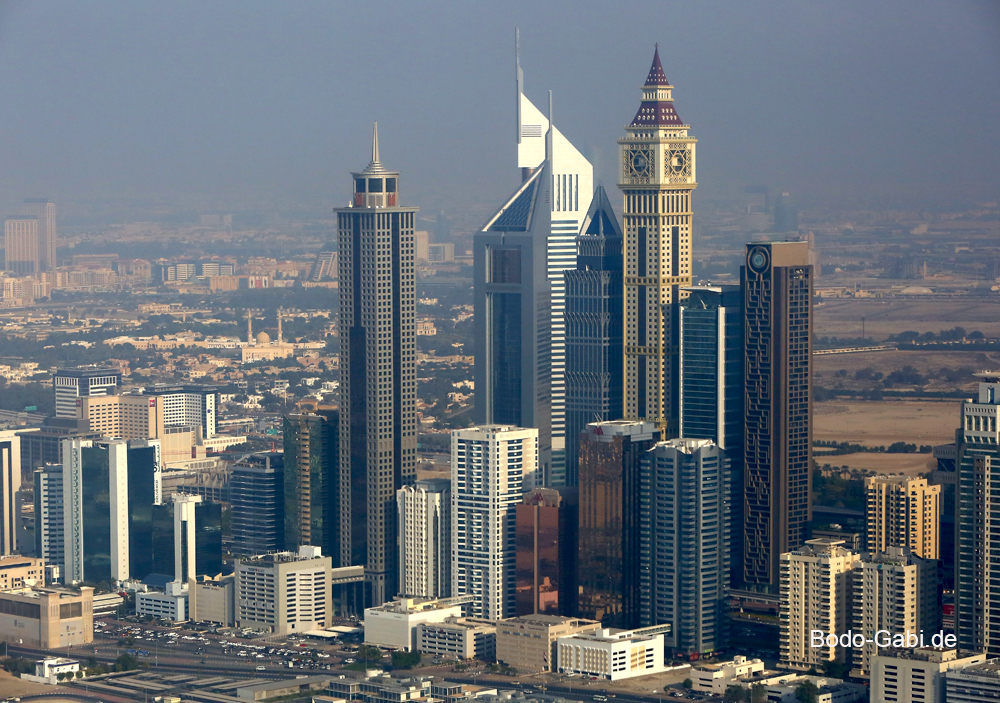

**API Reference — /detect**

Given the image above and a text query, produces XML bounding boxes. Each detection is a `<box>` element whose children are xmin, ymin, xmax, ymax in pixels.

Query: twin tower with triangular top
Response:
<box><xmin>331</xmin><ymin>39</ymin><xmax>695</xmax><ymax>604</ymax></box>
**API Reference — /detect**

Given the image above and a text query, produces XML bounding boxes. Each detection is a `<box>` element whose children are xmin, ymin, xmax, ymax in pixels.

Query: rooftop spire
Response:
<box><xmin>644</xmin><ymin>45</ymin><xmax>670</xmax><ymax>87</ymax></box>
<box><xmin>516</xmin><ymin>27</ymin><xmax>523</xmax><ymax>144</ymax></box>
<box><xmin>371</xmin><ymin>122</ymin><xmax>380</xmax><ymax>165</ymax></box>
<box><xmin>545</xmin><ymin>90</ymin><xmax>553</xmax><ymax>163</ymax></box>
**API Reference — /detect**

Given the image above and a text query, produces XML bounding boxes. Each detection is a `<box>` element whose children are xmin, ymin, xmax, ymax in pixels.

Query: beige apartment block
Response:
<box><xmin>4</xmin><ymin>216</ymin><xmax>39</xmax><ymax>274</ymax></box>
<box><xmin>77</xmin><ymin>394</ymin><xmax>164</xmax><ymax>439</ymax></box>
<box><xmin>866</xmin><ymin>475</ymin><xmax>941</xmax><ymax>559</ymax></box>
<box><xmin>0</xmin><ymin>585</ymin><xmax>93</xmax><ymax>648</ymax></box>
<box><xmin>496</xmin><ymin>614</ymin><xmax>601</xmax><ymax>673</ymax></box>
<box><xmin>872</xmin><ymin>647</ymin><xmax>986</xmax><ymax>703</ymax></box>
<box><xmin>234</xmin><ymin>547</ymin><xmax>332</xmax><ymax>636</ymax></box>
<box><xmin>780</xmin><ymin>538</ymin><xmax>856</xmax><ymax>671</ymax></box>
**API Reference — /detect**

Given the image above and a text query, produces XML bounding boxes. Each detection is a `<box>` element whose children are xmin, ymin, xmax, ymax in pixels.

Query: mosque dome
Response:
<box><xmin>256</xmin><ymin>331</ymin><xmax>272</xmax><ymax>344</ymax></box>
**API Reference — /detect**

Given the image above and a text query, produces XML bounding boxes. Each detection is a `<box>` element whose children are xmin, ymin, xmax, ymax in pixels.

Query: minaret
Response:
<box><xmin>277</xmin><ymin>308</ymin><xmax>283</xmax><ymax>345</ymax></box>
<box><xmin>247</xmin><ymin>311</ymin><xmax>253</xmax><ymax>346</ymax></box>
<box><xmin>619</xmin><ymin>46</ymin><xmax>697</xmax><ymax>435</ymax></box>
<box><xmin>335</xmin><ymin>123</ymin><xmax>417</xmax><ymax>605</ymax></box>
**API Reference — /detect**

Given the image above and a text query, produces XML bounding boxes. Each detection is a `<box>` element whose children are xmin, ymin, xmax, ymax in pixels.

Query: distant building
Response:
<box><xmin>416</xmin><ymin>617</ymin><xmax>496</xmax><ymax>661</ymax></box>
<box><xmin>52</xmin><ymin>367</ymin><xmax>121</xmax><ymax>418</ymax></box>
<box><xmin>283</xmin><ymin>409</ymin><xmax>339</xmax><ymax>558</ymax></box>
<box><xmin>645</xmin><ymin>439</ymin><xmax>730</xmax><ymax>655</ymax></box>
<box><xmin>364</xmin><ymin>595</ymin><xmax>467</xmax><ymax>651</ymax></box>
<box><xmin>945</xmin><ymin>658</ymin><xmax>1000</xmax><ymax>702</ymax></box>
<box><xmin>515</xmin><ymin>487</ymin><xmax>577</xmax><ymax>617</ymax></box>
<box><xmin>743</xmin><ymin>241</ymin><xmax>814</xmax><ymax>591</ymax></box>
<box><xmin>495</xmin><ymin>614</ymin><xmax>601</xmax><ymax>673</ymax></box>
<box><xmin>780</xmin><ymin>538</ymin><xmax>856</xmax><ymax>671</ymax></box>
<box><xmin>871</xmin><ymin>647</ymin><xmax>986</xmax><ymax>703</ymax></box>
<box><xmin>452</xmin><ymin>426</ymin><xmax>539</xmax><ymax>621</ymax></box>
<box><xmin>187</xmin><ymin>574</ymin><xmax>235</xmax><ymax>626</ymax></box>
<box><xmin>0</xmin><ymin>430</ymin><xmax>21</xmax><ymax>555</ymax></box>
<box><xmin>0</xmin><ymin>554</ymin><xmax>45</xmax><ymax>590</ymax></box>
<box><xmin>773</xmin><ymin>192</ymin><xmax>799</xmax><ymax>233</ymax></box>
<box><xmin>397</xmin><ymin>478</ymin><xmax>451</xmax><ymax>599</ymax></box>
<box><xmin>691</xmin><ymin>655</ymin><xmax>766</xmax><ymax>694</ymax></box>
<box><xmin>61</xmin><ymin>438</ymin><xmax>159</xmax><ymax>583</ymax></box>
<box><xmin>556</xmin><ymin>626</ymin><xmax>668</xmax><ymax>681</ymax></box>
<box><xmin>576</xmin><ymin>420</ymin><xmax>659</xmax><ymax>628</ymax></box>
<box><xmin>0</xmin><ymin>585</ymin><xmax>93</xmax><ymax>648</ymax></box>
<box><xmin>851</xmin><ymin>548</ymin><xmax>941</xmax><ymax>677</ymax></box>
<box><xmin>563</xmin><ymin>187</ymin><xmax>624</xmax><ymax>486</ymax></box>
<box><xmin>234</xmin><ymin>546</ymin><xmax>332</xmax><ymax>635</ymax></box>
<box><xmin>231</xmin><ymin>452</ymin><xmax>284</xmax><ymax>558</ymax></box>
<box><xmin>335</xmin><ymin>125</ymin><xmax>418</xmax><ymax>606</ymax></box>
<box><xmin>866</xmin><ymin>475</ymin><xmax>941</xmax><ymax>559</ymax></box>
<box><xmin>20</xmin><ymin>199</ymin><xmax>56</xmax><ymax>271</ymax></box>
<box><xmin>4</xmin><ymin>215</ymin><xmax>39</xmax><ymax>274</ymax></box>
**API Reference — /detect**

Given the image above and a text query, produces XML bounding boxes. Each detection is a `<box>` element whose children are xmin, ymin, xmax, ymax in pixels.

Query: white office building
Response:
<box><xmin>397</xmin><ymin>478</ymin><xmax>451</xmax><ymax>598</ymax></box>
<box><xmin>452</xmin><ymin>425</ymin><xmax>538</xmax><ymax>621</ymax></box>
<box><xmin>515</xmin><ymin>31</ymin><xmax>593</xmax><ymax>485</ymax></box>
<box><xmin>872</xmin><ymin>647</ymin><xmax>986</xmax><ymax>703</ymax></box>
<box><xmin>52</xmin><ymin>368</ymin><xmax>121</xmax><ymax>418</ymax></box>
<box><xmin>33</xmin><ymin>464</ymin><xmax>64</xmax><ymax>573</ymax></box>
<box><xmin>363</xmin><ymin>595</ymin><xmax>469</xmax><ymax>651</ymax></box>
<box><xmin>0</xmin><ymin>430</ymin><xmax>21</xmax><ymax>555</ymax></box>
<box><xmin>556</xmin><ymin>626</ymin><xmax>668</xmax><ymax>681</ymax></box>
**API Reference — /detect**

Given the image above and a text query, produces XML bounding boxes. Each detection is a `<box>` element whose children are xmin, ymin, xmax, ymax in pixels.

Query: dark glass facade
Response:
<box><xmin>151</xmin><ymin>500</ymin><xmax>223</xmax><ymax>580</ymax></box>
<box><xmin>515</xmin><ymin>487</ymin><xmax>578</xmax><ymax>616</ymax></box>
<box><xmin>231</xmin><ymin>453</ymin><xmax>284</xmax><ymax>558</ymax></box>
<box><xmin>126</xmin><ymin>445</ymin><xmax>157</xmax><ymax>580</ymax></box>
<box><xmin>576</xmin><ymin>421</ymin><xmax>659</xmax><ymax>628</ymax></box>
<box><xmin>742</xmin><ymin>242</ymin><xmax>813</xmax><ymax>590</ymax></box>
<box><xmin>679</xmin><ymin>285</ymin><xmax>744</xmax><ymax>585</ymax></box>
<box><xmin>284</xmin><ymin>409</ymin><xmax>339</xmax><ymax>560</ymax></box>
<box><xmin>564</xmin><ymin>187</ymin><xmax>624</xmax><ymax>487</ymax></box>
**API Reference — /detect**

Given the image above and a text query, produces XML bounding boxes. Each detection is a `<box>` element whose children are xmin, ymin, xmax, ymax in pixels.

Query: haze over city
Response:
<box><xmin>1</xmin><ymin>0</ymin><xmax>998</xmax><ymax>221</ymax></box>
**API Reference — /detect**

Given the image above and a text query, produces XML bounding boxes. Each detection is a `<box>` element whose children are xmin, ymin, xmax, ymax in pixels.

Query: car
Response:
<box><xmin>256</xmin><ymin>665</ymin><xmax>266</xmax><ymax>671</ymax></box>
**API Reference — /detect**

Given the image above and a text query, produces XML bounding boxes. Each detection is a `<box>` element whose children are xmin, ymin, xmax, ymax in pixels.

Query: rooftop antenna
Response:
<box><xmin>371</xmin><ymin>122</ymin><xmax>380</xmax><ymax>165</ymax></box>
<box><xmin>515</xmin><ymin>28</ymin><xmax>523</xmax><ymax>144</ymax></box>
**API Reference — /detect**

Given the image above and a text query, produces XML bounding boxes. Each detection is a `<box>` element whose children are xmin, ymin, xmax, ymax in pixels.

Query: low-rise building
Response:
<box><xmin>0</xmin><ymin>585</ymin><xmax>93</xmax><ymax>648</ymax></box>
<box><xmin>188</xmin><ymin>574</ymin><xmax>235</xmax><ymax>625</ymax></box>
<box><xmin>136</xmin><ymin>581</ymin><xmax>187</xmax><ymax>622</ymax></box>
<box><xmin>235</xmin><ymin>675</ymin><xmax>332</xmax><ymax>701</ymax></box>
<box><xmin>416</xmin><ymin>617</ymin><xmax>496</xmax><ymax>660</ymax></box>
<box><xmin>692</xmin><ymin>655</ymin><xmax>767</xmax><ymax>694</ymax></box>
<box><xmin>364</xmin><ymin>596</ymin><xmax>470</xmax><ymax>651</ymax></box>
<box><xmin>872</xmin><ymin>647</ymin><xmax>987</xmax><ymax>703</ymax></box>
<box><xmin>556</xmin><ymin>626</ymin><xmax>668</xmax><ymax>681</ymax></box>
<box><xmin>235</xmin><ymin>546</ymin><xmax>332</xmax><ymax>635</ymax></box>
<box><xmin>21</xmin><ymin>657</ymin><xmax>81</xmax><ymax>685</ymax></box>
<box><xmin>0</xmin><ymin>555</ymin><xmax>45</xmax><ymax>589</ymax></box>
<box><xmin>91</xmin><ymin>591</ymin><xmax>125</xmax><ymax>616</ymax></box>
<box><xmin>751</xmin><ymin>674</ymin><xmax>865</xmax><ymax>703</ymax></box>
<box><xmin>327</xmin><ymin>674</ymin><xmax>441</xmax><ymax>703</ymax></box>
<box><xmin>495</xmin><ymin>614</ymin><xmax>602</xmax><ymax>673</ymax></box>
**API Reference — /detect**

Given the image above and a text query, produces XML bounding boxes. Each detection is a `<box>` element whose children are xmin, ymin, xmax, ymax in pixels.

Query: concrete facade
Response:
<box><xmin>0</xmin><ymin>585</ymin><xmax>93</xmax><ymax>648</ymax></box>
<box><xmin>866</xmin><ymin>476</ymin><xmax>941</xmax><ymax>559</ymax></box>
<box><xmin>495</xmin><ymin>614</ymin><xmax>601</xmax><ymax>673</ymax></box>
<box><xmin>234</xmin><ymin>547</ymin><xmax>332</xmax><ymax>635</ymax></box>
<box><xmin>872</xmin><ymin>647</ymin><xmax>986</xmax><ymax>703</ymax></box>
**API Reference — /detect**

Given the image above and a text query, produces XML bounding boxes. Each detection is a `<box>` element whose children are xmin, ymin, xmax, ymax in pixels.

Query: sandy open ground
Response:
<box><xmin>814</xmin><ymin>400</ymin><xmax>960</xmax><ymax>447</ymax></box>
<box><xmin>815</xmin><ymin>298</ymin><xmax>1000</xmax><ymax>340</ymax></box>
<box><xmin>0</xmin><ymin>668</ymin><xmax>58</xmax><ymax>696</ymax></box>
<box><xmin>815</xmin><ymin>451</ymin><xmax>938</xmax><ymax>477</ymax></box>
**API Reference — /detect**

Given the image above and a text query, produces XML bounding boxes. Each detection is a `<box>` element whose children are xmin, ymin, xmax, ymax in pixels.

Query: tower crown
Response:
<box><xmin>630</xmin><ymin>46</ymin><xmax>683</xmax><ymax>127</ymax></box>
<box><xmin>350</xmin><ymin>122</ymin><xmax>400</xmax><ymax>208</ymax></box>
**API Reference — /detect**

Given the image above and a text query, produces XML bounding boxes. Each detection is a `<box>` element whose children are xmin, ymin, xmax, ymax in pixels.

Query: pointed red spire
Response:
<box><xmin>644</xmin><ymin>44</ymin><xmax>670</xmax><ymax>87</ymax></box>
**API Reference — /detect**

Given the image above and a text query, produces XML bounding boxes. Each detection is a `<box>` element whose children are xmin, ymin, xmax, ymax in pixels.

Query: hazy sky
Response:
<box><xmin>1</xmin><ymin>0</ymin><xmax>998</xmax><ymax>222</ymax></box>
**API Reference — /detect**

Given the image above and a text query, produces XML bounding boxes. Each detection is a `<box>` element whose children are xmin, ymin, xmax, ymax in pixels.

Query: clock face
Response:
<box><xmin>626</xmin><ymin>147</ymin><xmax>654</xmax><ymax>178</ymax></box>
<box><xmin>666</xmin><ymin>146</ymin><xmax>690</xmax><ymax>177</ymax></box>
<box><xmin>751</xmin><ymin>252</ymin><xmax>766</xmax><ymax>268</ymax></box>
<box><xmin>749</xmin><ymin>247</ymin><xmax>769</xmax><ymax>272</ymax></box>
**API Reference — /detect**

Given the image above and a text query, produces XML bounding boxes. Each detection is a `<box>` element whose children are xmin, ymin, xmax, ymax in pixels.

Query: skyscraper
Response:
<box><xmin>577</xmin><ymin>420</ymin><xmax>659</xmax><ymax>628</ymax></box>
<box><xmin>283</xmin><ymin>408</ymin><xmax>339</xmax><ymax>558</ymax></box>
<box><xmin>34</xmin><ymin>464</ymin><xmax>65</xmax><ymax>571</ymax></box>
<box><xmin>151</xmin><ymin>494</ymin><xmax>223</xmax><ymax>581</ymax></box>
<box><xmin>475</xmin><ymin>159</ymin><xmax>552</xmax><ymax>480</ymax></box>
<box><xmin>645</xmin><ymin>438</ymin><xmax>730</xmax><ymax>655</ymax></box>
<box><xmin>619</xmin><ymin>47</ymin><xmax>697</xmax><ymax>436</ymax></box>
<box><xmin>397</xmin><ymin>478</ymin><xmax>451</xmax><ymax>599</ymax></box>
<box><xmin>742</xmin><ymin>240</ymin><xmax>814</xmax><ymax>590</ymax></box>
<box><xmin>955</xmin><ymin>371</ymin><xmax>1000</xmax><ymax>655</ymax></box>
<box><xmin>4</xmin><ymin>216</ymin><xmax>40</xmax><ymax>274</ymax></box>
<box><xmin>335</xmin><ymin>125</ymin><xmax>417</xmax><ymax>605</ymax></box>
<box><xmin>231</xmin><ymin>452</ymin><xmax>284</xmax><ymax>558</ymax></box>
<box><xmin>515</xmin><ymin>486</ymin><xmax>578</xmax><ymax>616</ymax></box>
<box><xmin>61</xmin><ymin>438</ymin><xmax>159</xmax><ymax>583</ymax></box>
<box><xmin>678</xmin><ymin>285</ymin><xmax>744</xmax><ymax>584</ymax></box>
<box><xmin>452</xmin><ymin>425</ymin><xmax>538</xmax><ymax>621</ymax></box>
<box><xmin>20</xmin><ymin>199</ymin><xmax>57</xmax><ymax>271</ymax></box>
<box><xmin>516</xmin><ymin>32</ymin><xmax>594</xmax><ymax>484</ymax></box>
<box><xmin>564</xmin><ymin>188</ymin><xmax>624</xmax><ymax>486</ymax></box>
<box><xmin>0</xmin><ymin>430</ymin><xmax>21</xmax><ymax>555</ymax></box>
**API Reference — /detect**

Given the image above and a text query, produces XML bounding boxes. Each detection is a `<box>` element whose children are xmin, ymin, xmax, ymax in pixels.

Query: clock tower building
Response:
<box><xmin>619</xmin><ymin>47</ymin><xmax>695</xmax><ymax>434</ymax></box>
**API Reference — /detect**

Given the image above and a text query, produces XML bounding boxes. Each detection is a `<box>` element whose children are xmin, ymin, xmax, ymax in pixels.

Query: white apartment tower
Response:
<box><xmin>779</xmin><ymin>538</ymin><xmax>856</xmax><ymax>671</ymax></box>
<box><xmin>452</xmin><ymin>425</ymin><xmax>538</xmax><ymax>621</ymax></box>
<box><xmin>397</xmin><ymin>478</ymin><xmax>451</xmax><ymax>599</ymax></box>
<box><xmin>516</xmin><ymin>30</ymin><xmax>593</xmax><ymax>485</ymax></box>
<box><xmin>619</xmin><ymin>47</ymin><xmax>696</xmax><ymax>436</ymax></box>
<box><xmin>851</xmin><ymin>547</ymin><xmax>940</xmax><ymax>678</ymax></box>
<box><xmin>34</xmin><ymin>464</ymin><xmax>65</xmax><ymax>571</ymax></box>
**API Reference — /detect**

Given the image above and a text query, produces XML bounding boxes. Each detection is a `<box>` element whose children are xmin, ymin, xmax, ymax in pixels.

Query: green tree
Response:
<box><xmin>751</xmin><ymin>684</ymin><xmax>768</xmax><ymax>703</ymax></box>
<box><xmin>795</xmin><ymin>681</ymin><xmax>819</xmax><ymax>703</ymax></box>
<box><xmin>391</xmin><ymin>650</ymin><xmax>422</xmax><ymax>669</ymax></box>
<box><xmin>682</xmin><ymin>678</ymin><xmax>693</xmax><ymax>689</ymax></box>
<box><xmin>357</xmin><ymin>644</ymin><xmax>384</xmax><ymax>664</ymax></box>
<box><xmin>115</xmin><ymin>652</ymin><xmax>140</xmax><ymax>671</ymax></box>
<box><xmin>724</xmin><ymin>685</ymin><xmax>747</xmax><ymax>702</ymax></box>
